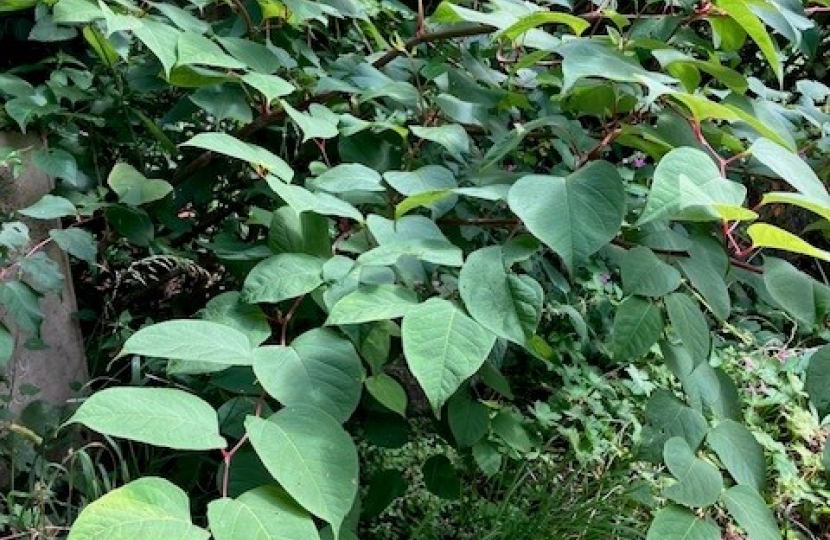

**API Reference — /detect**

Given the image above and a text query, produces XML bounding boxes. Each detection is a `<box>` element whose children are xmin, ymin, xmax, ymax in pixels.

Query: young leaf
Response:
<box><xmin>67</xmin><ymin>387</ymin><xmax>226</xmax><ymax>450</ymax></box>
<box><xmin>748</xmin><ymin>223</ymin><xmax>830</xmax><ymax>262</ymax></box>
<box><xmin>402</xmin><ymin>298</ymin><xmax>496</xmax><ymax>410</ymax></box>
<box><xmin>67</xmin><ymin>478</ymin><xmax>209</xmax><ymax>540</ymax></box>
<box><xmin>508</xmin><ymin>161</ymin><xmax>625</xmax><ymax>272</ymax></box>
<box><xmin>245</xmin><ymin>407</ymin><xmax>359</xmax><ymax>535</ymax></box>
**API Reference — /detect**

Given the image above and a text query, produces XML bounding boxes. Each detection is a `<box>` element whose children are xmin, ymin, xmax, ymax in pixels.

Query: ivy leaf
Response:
<box><xmin>621</xmin><ymin>246</ymin><xmax>681</xmax><ymax>297</ymax></box>
<box><xmin>646</xmin><ymin>505</ymin><xmax>720</xmax><ymax>540</ymax></box>
<box><xmin>459</xmin><ymin>246</ymin><xmax>543</xmax><ymax>346</ymax></box>
<box><xmin>67</xmin><ymin>387</ymin><xmax>226</xmax><ymax>450</ymax></box>
<box><xmin>119</xmin><ymin>320</ymin><xmax>255</xmax><ymax>365</ymax></box>
<box><xmin>245</xmin><ymin>407</ymin><xmax>359</xmax><ymax>535</ymax></box>
<box><xmin>243</xmin><ymin>254</ymin><xmax>326</xmax><ymax>304</ymax></box>
<box><xmin>410</xmin><ymin>125</ymin><xmax>470</xmax><ymax>161</ymax></box>
<box><xmin>402</xmin><ymin>298</ymin><xmax>496</xmax><ymax>411</ymax></box>
<box><xmin>706</xmin><ymin>420</ymin><xmax>766</xmax><ymax>491</ymax></box>
<box><xmin>207</xmin><ymin>486</ymin><xmax>320</xmax><ymax>540</ymax></box>
<box><xmin>253</xmin><ymin>329</ymin><xmax>363</xmax><ymax>423</ymax></box>
<box><xmin>67</xmin><ymin>478</ymin><xmax>209</xmax><ymax>540</ymax></box>
<box><xmin>612</xmin><ymin>296</ymin><xmax>664</xmax><ymax>362</ymax></box>
<box><xmin>721</xmin><ymin>486</ymin><xmax>782</xmax><ymax>540</ymax></box>
<box><xmin>663</xmin><ymin>437</ymin><xmax>724</xmax><ymax>508</ymax></box>
<box><xmin>107</xmin><ymin>163</ymin><xmax>173</xmax><ymax>206</ymax></box>
<box><xmin>508</xmin><ymin>161</ymin><xmax>625</xmax><ymax>272</ymax></box>
<box><xmin>326</xmin><ymin>284</ymin><xmax>420</xmax><ymax>325</ymax></box>
<box><xmin>182</xmin><ymin>133</ymin><xmax>293</xmax><ymax>182</ymax></box>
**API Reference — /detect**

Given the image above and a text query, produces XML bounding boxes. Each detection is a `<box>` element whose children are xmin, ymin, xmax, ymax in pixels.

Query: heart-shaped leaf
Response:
<box><xmin>107</xmin><ymin>163</ymin><xmax>173</xmax><ymax>206</ymax></box>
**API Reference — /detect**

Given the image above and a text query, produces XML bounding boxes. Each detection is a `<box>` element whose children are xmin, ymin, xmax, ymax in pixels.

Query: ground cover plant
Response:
<box><xmin>1</xmin><ymin>0</ymin><xmax>830</xmax><ymax>538</ymax></box>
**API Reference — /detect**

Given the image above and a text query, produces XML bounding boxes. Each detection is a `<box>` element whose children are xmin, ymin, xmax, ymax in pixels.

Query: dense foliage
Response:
<box><xmin>1</xmin><ymin>0</ymin><xmax>830</xmax><ymax>538</ymax></box>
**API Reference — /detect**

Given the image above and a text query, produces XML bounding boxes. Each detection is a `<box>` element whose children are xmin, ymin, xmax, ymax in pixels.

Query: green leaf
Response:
<box><xmin>182</xmin><ymin>133</ymin><xmax>293</xmax><ymax>182</ymax></box>
<box><xmin>641</xmin><ymin>390</ymin><xmax>708</xmax><ymax>462</ymax></box>
<box><xmin>245</xmin><ymin>407</ymin><xmax>358</xmax><ymax>534</ymax></box>
<box><xmin>760</xmin><ymin>191</ymin><xmax>830</xmax><ymax>222</ymax></box>
<box><xmin>53</xmin><ymin>0</ymin><xmax>102</xmax><ymax>24</ymax></box>
<box><xmin>67</xmin><ymin>387</ymin><xmax>226</xmax><ymax>450</ymax></box>
<box><xmin>717</xmin><ymin>0</ymin><xmax>782</xmax><ymax>82</ymax></box>
<box><xmin>422</xmin><ymin>455</ymin><xmax>461</xmax><ymax>499</ymax></box>
<box><xmin>508</xmin><ymin>161</ymin><xmax>625</xmax><ymax>272</ymax></box>
<box><xmin>67</xmin><ymin>478</ymin><xmax>209</xmax><ymax>540</ymax></box>
<box><xmin>132</xmin><ymin>18</ymin><xmax>182</xmax><ymax>76</ymax></box>
<box><xmin>749</xmin><ymin>138</ymin><xmax>829</xmax><ymax>202</ymax></box>
<box><xmin>721</xmin><ymin>486</ymin><xmax>782</xmax><ymax>540</ymax></box>
<box><xmin>107</xmin><ymin>163</ymin><xmax>173</xmax><ymax>206</ymax></box>
<box><xmin>18</xmin><ymin>195</ymin><xmax>77</xmax><ymax>220</ymax></box>
<box><xmin>638</xmin><ymin>147</ymin><xmax>746</xmax><ymax>226</ymax></box>
<box><xmin>621</xmin><ymin>246</ymin><xmax>682</xmax><ymax>297</ymax></box>
<box><xmin>646</xmin><ymin>505</ymin><xmax>720</xmax><ymax>540</ymax></box>
<box><xmin>663</xmin><ymin>437</ymin><xmax>723</xmax><ymax>507</ymax></box>
<box><xmin>326</xmin><ymin>284</ymin><xmax>420</xmax><ymax>325</ymax></box>
<box><xmin>202</xmin><ymin>291</ymin><xmax>271</xmax><ymax>347</ymax></box>
<box><xmin>402</xmin><ymin>298</ymin><xmax>496</xmax><ymax>410</ymax></box>
<box><xmin>447</xmin><ymin>389</ymin><xmax>489</xmax><ymax>447</ymax></box>
<box><xmin>0</xmin><ymin>324</ymin><xmax>12</xmax><ymax>370</ymax></box>
<box><xmin>612</xmin><ymin>296</ymin><xmax>664</xmax><ymax>361</ymax></box>
<box><xmin>0</xmin><ymin>221</ymin><xmax>30</xmax><ymax>250</ymax></box>
<box><xmin>119</xmin><ymin>320</ymin><xmax>254</xmax><ymax>365</ymax></box>
<box><xmin>49</xmin><ymin>228</ymin><xmax>97</xmax><ymax>265</ymax></box>
<box><xmin>310</xmin><ymin>163</ymin><xmax>384</xmax><ymax>193</ymax></box>
<box><xmin>676</xmin><ymin>253</ymin><xmax>731</xmax><ymax>321</ymax></box>
<box><xmin>19</xmin><ymin>253</ymin><xmax>63</xmax><ymax>293</ymax></box>
<box><xmin>748</xmin><ymin>223</ymin><xmax>830</xmax><ymax>262</ymax></box>
<box><xmin>357</xmin><ymin>238</ymin><xmax>463</xmax><ymax>268</ymax></box>
<box><xmin>207</xmin><ymin>486</ymin><xmax>320</xmax><ymax>540</ymax></box>
<box><xmin>410</xmin><ymin>125</ymin><xmax>470</xmax><ymax>161</ymax></box>
<box><xmin>265</xmin><ymin>177</ymin><xmax>363</xmax><ymax>221</ymax></box>
<box><xmin>282</xmin><ymin>101</ymin><xmax>339</xmax><ymax>141</ymax></box>
<box><xmin>706</xmin><ymin>420</ymin><xmax>766</xmax><ymax>491</ymax></box>
<box><xmin>365</xmin><ymin>374</ymin><xmax>408</xmax><ymax>416</ymax></box>
<box><xmin>177</xmin><ymin>33</ymin><xmax>246</xmax><ymax>70</ymax></box>
<box><xmin>665</xmin><ymin>293</ymin><xmax>710</xmax><ymax>362</ymax></box>
<box><xmin>503</xmin><ymin>11</ymin><xmax>590</xmax><ymax>38</ymax></box>
<box><xmin>32</xmin><ymin>148</ymin><xmax>78</xmax><ymax>183</ymax></box>
<box><xmin>806</xmin><ymin>345</ymin><xmax>830</xmax><ymax>417</ymax></box>
<box><xmin>0</xmin><ymin>281</ymin><xmax>42</xmax><ymax>334</ymax></box>
<box><xmin>243</xmin><ymin>254</ymin><xmax>325</xmax><ymax>304</ymax></box>
<box><xmin>253</xmin><ymin>329</ymin><xmax>362</xmax><ymax>423</ymax></box>
<box><xmin>459</xmin><ymin>246</ymin><xmax>543</xmax><ymax>346</ymax></box>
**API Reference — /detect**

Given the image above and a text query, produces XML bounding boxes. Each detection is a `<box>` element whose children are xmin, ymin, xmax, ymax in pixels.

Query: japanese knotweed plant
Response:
<box><xmin>1</xmin><ymin>0</ymin><xmax>830</xmax><ymax>538</ymax></box>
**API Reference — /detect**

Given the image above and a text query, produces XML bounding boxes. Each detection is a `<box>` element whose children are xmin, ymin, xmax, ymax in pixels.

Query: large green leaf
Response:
<box><xmin>402</xmin><ymin>298</ymin><xmax>496</xmax><ymax>410</ymax></box>
<box><xmin>243</xmin><ymin>254</ymin><xmax>326</xmax><ymax>303</ymax></box>
<box><xmin>107</xmin><ymin>163</ymin><xmax>173</xmax><ymax>206</ymax></box>
<box><xmin>665</xmin><ymin>293</ymin><xmax>711</xmax><ymax>362</ymax></box>
<box><xmin>646</xmin><ymin>505</ymin><xmax>720</xmax><ymax>540</ymax></box>
<box><xmin>458</xmin><ymin>246</ymin><xmax>543</xmax><ymax>346</ymax></box>
<box><xmin>67</xmin><ymin>478</ymin><xmax>209</xmax><ymax>540</ymax></box>
<box><xmin>67</xmin><ymin>387</ymin><xmax>226</xmax><ymax>450</ymax></box>
<box><xmin>721</xmin><ymin>486</ymin><xmax>782</xmax><ymax>540</ymax></box>
<box><xmin>508</xmin><ymin>161</ymin><xmax>625</xmax><ymax>272</ymax></box>
<box><xmin>119</xmin><ymin>320</ymin><xmax>255</xmax><ymax>365</ymax></box>
<box><xmin>706</xmin><ymin>420</ymin><xmax>766</xmax><ymax>491</ymax></box>
<box><xmin>621</xmin><ymin>246</ymin><xmax>681</xmax><ymax>297</ymax></box>
<box><xmin>252</xmin><ymin>329</ymin><xmax>362</xmax><ymax>422</ymax></box>
<box><xmin>181</xmin><ymin>133</ymin><xmax>293</xmax><ymax>182</ymax></box>
<box><xmin>806</xmin><ymin>345</ymin><xmax>830</xmax><ymax>417</ymax></box>
<box><xmin>326</xmin><ymin>284</ymin><xmax>420</xmax><ymax>325</ymax></box>
<box><xmin>612</xmin><ymin>296</ymin><xmax>664</xmax><ymax>361</ymax></box>
<box><xmin>663</xmin><ymin>437</ymin><xmax>723</xmax><ymax>507</ymax></box>
<box><xmin>207</xmin><ymin>486</ymin><xmax>320</xmax><ymax>540</ymax></box>
<box><xmin>245</xmin><ymin>407</ymin><xmax>358</xmax><ymax>534</ymax></box>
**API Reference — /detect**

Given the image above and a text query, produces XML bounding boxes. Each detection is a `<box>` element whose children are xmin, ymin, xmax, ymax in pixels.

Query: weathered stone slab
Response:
<box><xmin>0</xmin><ymin>132</ymin><xmax>88</xmax><ymax>416</ymax></box>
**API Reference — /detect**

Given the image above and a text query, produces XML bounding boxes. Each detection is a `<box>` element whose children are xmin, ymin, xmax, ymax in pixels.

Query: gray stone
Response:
<box><xmin>0</xmin><ymin>132</ymin><xmax>88</xmax><ymax>416</ymax></box>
